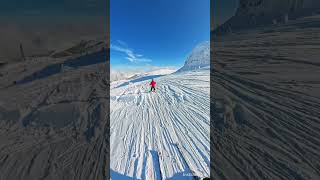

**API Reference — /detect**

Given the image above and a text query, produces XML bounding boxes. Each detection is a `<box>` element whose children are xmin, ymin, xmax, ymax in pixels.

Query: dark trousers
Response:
<box><xmin>150</xmin><ymin>87</ymin><xmax>156</xmax><ymax>92</ymax></box>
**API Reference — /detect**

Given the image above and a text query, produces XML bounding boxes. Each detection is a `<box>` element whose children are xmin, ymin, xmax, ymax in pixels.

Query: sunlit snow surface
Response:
<box><xmin>212</xmin><ymin>15</ymin><xmax>320</xmax><ymax>180</ymax></box>
<box><xmin>110</xmin><ymin>69</ymin><xmax>210</xmax><ymax>179</ymax></box>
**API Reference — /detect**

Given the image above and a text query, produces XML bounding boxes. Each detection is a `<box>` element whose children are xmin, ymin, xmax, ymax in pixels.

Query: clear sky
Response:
<box><xmin>110</xmin><ymin>0</ymin><xmax>210</xmax><ymax>70</ymax></box>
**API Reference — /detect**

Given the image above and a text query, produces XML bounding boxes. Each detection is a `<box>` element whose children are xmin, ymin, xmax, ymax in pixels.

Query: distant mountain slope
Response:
<box><xmin>51</xmin><ymin>39</ymin><xmax>106</xmax><ymax>58</ymax></box>
<box><xmin>214</xmin><ymin>0</ymin><xmax>320</xmax><ymax>35</ymax></box>
<box><xmin>111</xmin><ymin>68</ymin><xmax>176</xmax><ymax>82</ymax></box>
<box><xmin>176</xmin><ymin>41</ymin><xmax>210</xmax><ymax>72</ymax></box>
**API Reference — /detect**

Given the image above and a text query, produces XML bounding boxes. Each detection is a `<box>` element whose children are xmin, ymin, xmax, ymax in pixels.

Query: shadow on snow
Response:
<box><xmin>115</xmin><ymin>74</ymin><xmax>164</xmax><ymax>89</ymax></box>
<box><xmin>17</xmin><ymin>50</ymin><xmax>107</xmax><ymax>84</ymax></box>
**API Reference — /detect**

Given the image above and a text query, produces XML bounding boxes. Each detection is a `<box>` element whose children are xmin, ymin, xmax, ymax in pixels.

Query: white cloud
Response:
<box><xmin>111</xmin><ymin>41</ymin><xmax>152</xmax><ymax>63</ymax></box>
<box><xmin>138</xmin><ymin>58</ymin><xmax>152</xmax><ymax>62</ymax></box>
<box><xmin>125</xmin><ymin>57</ymin><xmax>134</xmax><ymax>62</ymax></box>
<box><xmin>116</xmin><ymin>40</ymin><xmax>128</xmax><ymax>47</ymax></box>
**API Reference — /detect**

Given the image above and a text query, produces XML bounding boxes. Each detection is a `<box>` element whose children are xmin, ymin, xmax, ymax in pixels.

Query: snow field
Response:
<box><xmin>110</xmin><ymin>70</ymin><xmax>210</xmax><ymax>179</ymax></box>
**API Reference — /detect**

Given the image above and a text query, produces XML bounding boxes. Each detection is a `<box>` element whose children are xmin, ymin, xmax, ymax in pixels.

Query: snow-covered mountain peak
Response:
<box><xmin>51</xmin><ymin>39</ymin><xmax>106</xmax><ymax>58</ymax></box>
<box><xmin>177</xmin><ymin>41</ymin><xmax>210</xmax><ymax>72</ymax></box>
<box><xmin>214</xmin><ymin>0</ymin><xmax>320</xmax><ymax>35</ymax></box>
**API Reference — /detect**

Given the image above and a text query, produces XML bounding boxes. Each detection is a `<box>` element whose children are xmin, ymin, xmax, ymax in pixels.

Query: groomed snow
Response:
<box><xmin>212</xmin><ymin>14</ymin><xmax>320</xmax><ymax>180</ymax></box>
<box><xmin>110</xmin><ymin>69</ymin><xmax>210</xmax><ymax>179</ymax></box>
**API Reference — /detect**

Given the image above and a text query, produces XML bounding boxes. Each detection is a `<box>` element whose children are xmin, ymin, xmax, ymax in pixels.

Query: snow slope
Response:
<box><xmin>0</xmin><ymin>49</ymin><xmax>109</xmax><ymax>180</ymax></box>
<box><xmin>212</xmin><ymin>15</ymin><xmax>320</xmax><ymax>180</ymax></box>
<box><xmin>110</xmin><ymin>69</ymin><xmax>210</xmax><ymax>179</ymax></box>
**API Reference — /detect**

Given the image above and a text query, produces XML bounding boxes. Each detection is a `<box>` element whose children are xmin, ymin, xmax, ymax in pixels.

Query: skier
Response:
<box><xmin>150</xmin><ymin>79</ymin><xmax>156</xmax><ymax>92</ymax></box>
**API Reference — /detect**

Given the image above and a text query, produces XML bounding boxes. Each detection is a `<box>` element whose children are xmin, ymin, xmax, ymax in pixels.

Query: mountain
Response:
<box><xmin>111</xmin><ymin>67</ymin><xmax>176</xmax><ymax>82</ymax></box>
<box><xmin>176</xmin><ymin>41</ymin><xmax>210</xmax><ymax>72</ymax></box>
<box><xmin>214</xmin><ymin>0</ymin><xmax>320</xmax><ymax>35</ymax></box>
<box><xmin>110</xmin><ymin>70</ymin><xmax>128</xmax><ymax>82</ymax></box>
<box><xmin>51</xmin><ymin>39</ymin><xmax>106</xmax><ymax>58</ymax></box>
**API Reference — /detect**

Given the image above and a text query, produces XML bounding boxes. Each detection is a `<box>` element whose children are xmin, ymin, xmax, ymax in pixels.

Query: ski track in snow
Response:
<box><xmin>110</xmin><ymin>70</ymin><xmax>210</xmax><ymax>179</ymax></box>
<box><xmin>212</xmin><ymin>15</ymin><xmax>320</xmax><ymax>180</ymax></box>
<box><xmin>0</xmin><ymin>54</ymin><xmax>109</xmax><ymax>180</ymax></box>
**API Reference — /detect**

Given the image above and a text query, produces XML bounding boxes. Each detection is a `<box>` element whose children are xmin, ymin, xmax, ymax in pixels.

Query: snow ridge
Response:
<box><xmin>214</xmin><ymin>0</ymin><xmax>320</xmax><ymax>35</ymax></box>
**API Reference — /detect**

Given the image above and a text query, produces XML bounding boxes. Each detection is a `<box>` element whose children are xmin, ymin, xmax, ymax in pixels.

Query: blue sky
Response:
<box><xmin>110</xmin><ymin>0</ymin><xmax>210</xmax><ymax>70</ymax></box>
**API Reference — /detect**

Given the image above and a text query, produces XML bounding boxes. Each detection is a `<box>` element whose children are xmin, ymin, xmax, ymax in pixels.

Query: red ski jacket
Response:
<box><xmin>150</xmin><ymin>81</ymin><xmax>156</xmax><ymax>87</ymax></box>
